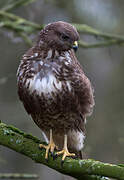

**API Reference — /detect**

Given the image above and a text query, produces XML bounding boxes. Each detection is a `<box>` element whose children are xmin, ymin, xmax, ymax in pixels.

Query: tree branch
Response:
<box><xmin>0</xmin><ymin>122</ymin><xmax>124</xmax><ymax>180</ymax></box>
<box><xmin>79</xmin><ymin>39</ymin><xmax>124</xmax><ymax>48</ymax></box>
<box><xmin>73</xmin><ymin>24</ymin><xmax>124</xmax><ymax>40</ymax></box>
<box><xmin>0</xmin><ymin>10</ymin><xmax>124</xmax><ymax>48</ymax></box>
<box><xmin>1</xmin><ymin>0</ymin><xmax>37</xmax><ymax>12</ymax></box>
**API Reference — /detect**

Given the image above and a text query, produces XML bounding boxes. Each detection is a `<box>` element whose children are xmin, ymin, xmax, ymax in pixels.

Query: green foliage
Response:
<box><xmin>0</xmin><ymin>0</ymin><xmax>124</xmax><ymax>48</ymax></box>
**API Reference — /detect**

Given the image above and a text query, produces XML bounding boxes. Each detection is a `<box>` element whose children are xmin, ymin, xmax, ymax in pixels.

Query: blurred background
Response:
<box><xmin>0</xmin><ymin>0</ymin><xmax>124</xmax><ymax>179</ymax></box>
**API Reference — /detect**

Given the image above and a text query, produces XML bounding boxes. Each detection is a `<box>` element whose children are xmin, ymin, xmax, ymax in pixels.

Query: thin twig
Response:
<box><xmin>2</xmin><ymin>0</ymin><xmax>36</xmax><ymax>12</ymax></box>
<box><xmin>1</xmin><ymin>10</ymin><xmax>124</xmax><ymax>48</ymax></box>
<box><xmin>79</xmin><ymin>39</ymin><xmax>124</xmax><ymax>48</ymax></box>
<box><xmin>18</xmin><ymin>32</ymin><xmax>33</xmax><ymax>46</ymax></box>
<box><xmin>73</xmin><ymin>24</ymin><xmax>124</xmax><ymax>40</ymax></box>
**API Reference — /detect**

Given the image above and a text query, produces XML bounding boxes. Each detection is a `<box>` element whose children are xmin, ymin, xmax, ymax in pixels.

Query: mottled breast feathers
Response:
<box><xmin>17</xmin><ymin>22</ymin><xmax>95</xmax><ymax>137</ymax></box>
<box><xmin>17</xmin><ymin>47</ymin><xmax>94</xmax><ymax>133</ymax></box>
<box><xmin>17</xmin><ymin>21</ymin><xmax>95</xmax><ymax>158</ymax></box>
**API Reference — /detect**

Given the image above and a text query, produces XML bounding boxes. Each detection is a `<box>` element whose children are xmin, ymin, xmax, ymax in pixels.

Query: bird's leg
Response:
<box><xmin>39</xmin><ymin>129</ymin><xmax>58</xmax><ymax>160</ymax></box>
<box><xmin>55</xmin><ymin>134</ymin><xmax>75</xmax><ymax>163</ymax></box>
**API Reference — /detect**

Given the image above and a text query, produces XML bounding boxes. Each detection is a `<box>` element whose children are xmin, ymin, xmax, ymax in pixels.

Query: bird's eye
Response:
<box><xmin>61</xmin><ymin>34</ymin><xmax>70</xmax><ymax>41</ymax></box>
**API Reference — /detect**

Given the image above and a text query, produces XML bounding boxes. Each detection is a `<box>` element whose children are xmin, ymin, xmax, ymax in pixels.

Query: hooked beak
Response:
<box><xmin>72</xmin><ymin>41</ymin><xmax>78</xmax><ymax>52</ymax></box>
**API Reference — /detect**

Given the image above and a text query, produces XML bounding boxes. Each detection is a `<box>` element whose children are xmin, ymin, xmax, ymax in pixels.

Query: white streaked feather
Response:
<box><xmin>40</xmin><ymin>61</ymin><xmax>43</xmax><ymax>66</ymax></box>
<box><xmin>66</xmin><ymin>81</ymin><xmax>71</xmax><ymax>91</ymax></box>
<box><xmin>26</xmin><ymin>73</ymin><xmax>62</xmax><ymax>95</ymax></box>
<box><xmin>23</xmin><ymin>50</ymin><xmax>73</xmax><ymax>95</ymax></box>
<box><xmin>46</xmin><ymin>49</ymin><xmax>52</xmax><ymax>59</ymax></box>
<box><xmin>64</xmin><ymin>51</ymin><xmax>72</xmax><ymax>63</ymax></box>
<box><xmin>68</xmin><ymin>130</ymin><xmax>85</xmax><ymax>151</ymax></box>
<box><xmin>41</xmin><ymin>131</ymin><xmax>49</xmax><ymax>144</ymax></box>
<box><xmin>55</xmin><ymin>50</ymin><xmax>59</xmax><ymax>56</ymax></box>
<box><xmin>34</xmin><ymin>53</ymin><xmax>38</xmax><ymax>57</ymax></box>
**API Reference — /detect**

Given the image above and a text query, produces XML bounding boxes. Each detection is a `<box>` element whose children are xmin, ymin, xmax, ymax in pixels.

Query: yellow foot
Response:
<box><xmin>55</xmin><ymin>134</ymin><xmax>75</xmax><ymax>165</ymax></box>
<box><xmin>39</xmin><ymin>129</ymin><xmax>58</xmax><ymax>161</ymax></box>
<box><xmin>39</xmin><ymin>142</ymin><xmax>58</xmax><ymax>160</ymax></box>
<box><xmin>56</xmin><ymin>148</ymin><xmax>75</xmax><ymax>162</ymax></box>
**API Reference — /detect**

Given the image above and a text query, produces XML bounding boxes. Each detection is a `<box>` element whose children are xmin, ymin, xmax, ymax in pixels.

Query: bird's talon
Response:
<box><xmin>53</xmin><ymin>154</ymin><xmax>57</xmax><ymax>160</ymax></box>
<box><xmin>51</xmin><ymin>152</ymin><xmax>54</xmax><ymax>157</ymax></box>
<box><xmin>55</xmin><ymin>145</ymin><xmax>58</xmax><ymax>151</ymax></box>
<box><xmin>56</xmin><ymin>148</ymin><xmax>75</xmax><ymax>162</ymax></box>
<box><xmin>55</xmin><ymin>134</ymin><xmax>76</xmax><ymax>162</ymax></box>
<box><xmin>39</xmin><ymin>130</ymin><xmax>57</xmax><ymax>161</ymax></box>
<box><xmin>39</xmin><ymin>144</ymin><xmax>47</xmax><ymax>149</ymax></box>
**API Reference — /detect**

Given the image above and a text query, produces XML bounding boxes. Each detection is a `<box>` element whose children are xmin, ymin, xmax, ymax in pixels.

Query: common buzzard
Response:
<box><xmin>17</xmin><ymin>21</ymin><xmax>94</xmax><ymax>162</ymax></box>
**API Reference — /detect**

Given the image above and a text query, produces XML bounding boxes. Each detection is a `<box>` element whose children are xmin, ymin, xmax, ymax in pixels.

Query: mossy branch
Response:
<box><xmin>0</xmin><ymin>122</ymin><xmax>124</xmax><ymax>180</ymax></box>
<box><xmin>0</xmin><ymin>9</ymin><xmax>124</xmax><ymax>48</ymax></box>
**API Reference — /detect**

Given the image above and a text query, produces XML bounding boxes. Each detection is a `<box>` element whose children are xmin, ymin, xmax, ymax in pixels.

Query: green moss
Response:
<box><xmin>3</xmin><ymin>128</ymin><xmax>15</xmax><ymax>136</ymax></box>
<box><xmin>16</xmin><ymin>139</ymin><xmax>22</xmax><ymax>144</ymax></box>
<box><xmin>0</xmin><ymin>122</ymin><xmax>124</xmax><ymax>180</ymax></box>
<box><xmin>7</xmin><ymin>125</ymin><xmax>41</xmax><ymax>143</ymax></box>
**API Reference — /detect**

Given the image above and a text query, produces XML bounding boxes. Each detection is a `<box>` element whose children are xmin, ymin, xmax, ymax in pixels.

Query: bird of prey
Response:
<box><xmin>17</xmin><ymin>21</ymin><xmax>94</xmax><ymax>162</ymax></box>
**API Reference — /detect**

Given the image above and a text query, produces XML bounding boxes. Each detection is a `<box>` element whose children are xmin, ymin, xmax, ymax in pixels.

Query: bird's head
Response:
<box><xmin>38</xmin><ymin>21</ymin><xmax>79</xmax><ymax>52</ymax></box>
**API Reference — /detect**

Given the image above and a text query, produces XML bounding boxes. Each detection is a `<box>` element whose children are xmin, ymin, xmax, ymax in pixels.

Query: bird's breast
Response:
<box><xmin>26</xmin><ymin>72</ymin><xmax>63</xmax><ymax>96</ymax></box>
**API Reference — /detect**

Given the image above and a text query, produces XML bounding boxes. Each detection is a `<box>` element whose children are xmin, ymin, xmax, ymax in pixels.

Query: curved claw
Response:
<box><xmin>39</xmin><ymin>142</ymin><xmax>57</xmax><ymax>160</ymax></box>
<box><xmin>39</xmin><ymin>129</ymin><xmax>58</xmax><ymax>161</ymax></box>
<box><xmin>56</xmin><ymin>148</ymin><xmax>75</xmax><ymax>161</ymax></box>
<box><xmin>55</xmin><ymin>134</ymin><xmax>75</xmax><ymax>165</ymax></box>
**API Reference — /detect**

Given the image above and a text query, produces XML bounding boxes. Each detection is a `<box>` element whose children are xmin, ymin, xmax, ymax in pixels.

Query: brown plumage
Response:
<box><xmin>17</xmin><ymin>21</ymin><xmax>94</xmax><ymax>160</ymax></box>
